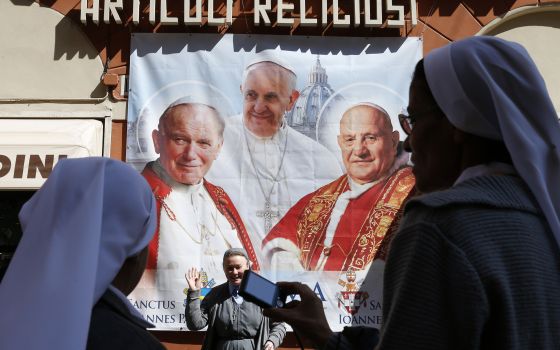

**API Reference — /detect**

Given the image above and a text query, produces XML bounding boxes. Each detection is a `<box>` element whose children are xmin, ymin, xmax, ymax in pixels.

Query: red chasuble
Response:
<box><xmin>142</xmin><ymin>165</ymin><xmax>260</xmax><ymax>271</ymax></box>
<box><xmin>263</xmin><ymin>167</ymin><xmax>415</xmax><ymax>271</ymax></box>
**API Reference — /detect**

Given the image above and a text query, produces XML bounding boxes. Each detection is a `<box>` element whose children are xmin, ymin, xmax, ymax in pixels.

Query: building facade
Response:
<box><xmin>1</xmin><ymin>1</ymin><xmax>559</xmax><ymax>348</ymax></box>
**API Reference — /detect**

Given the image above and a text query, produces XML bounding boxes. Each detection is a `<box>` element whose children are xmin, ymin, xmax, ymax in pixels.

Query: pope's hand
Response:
<box><xmin>185</xmin><ymin>267</ymin><xmax>202</xmax><ymax>291</ymax></box>
<box><xmin>263</xmin><ymin>282</ymin><xmax>333</xmax><ymax>349</ymax></box>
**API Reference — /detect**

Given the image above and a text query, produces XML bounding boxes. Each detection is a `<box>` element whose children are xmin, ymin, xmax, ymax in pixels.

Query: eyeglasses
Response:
<box><xmin>398</xmin><ymin>108</ymin><xmax>439</xmax><ymax>136</ymax></box>
<box><xmin>398</xmin><ymin>111</ymin><xmax>415</xmax><ymax>136</ymax></box>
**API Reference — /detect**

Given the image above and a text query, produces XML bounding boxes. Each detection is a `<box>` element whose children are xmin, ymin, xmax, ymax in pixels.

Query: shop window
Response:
<box><xmin>0</xmin><ymin>191</ymin><xmax>34</xmax><ymax>282</ymax></box>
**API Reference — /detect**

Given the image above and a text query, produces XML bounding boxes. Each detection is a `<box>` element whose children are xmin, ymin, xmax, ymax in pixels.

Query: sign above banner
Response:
<box><xmin>80</xmin><ymin>0</ymin><xmax>417</xmax><ymax>28</ymax></box>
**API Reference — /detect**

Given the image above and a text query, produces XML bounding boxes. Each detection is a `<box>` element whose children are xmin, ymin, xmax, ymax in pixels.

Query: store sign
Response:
<box><xmin>80</xmin><ymin>0</ymin><xmax>417</xmax><ymax>28</ymax></box>
<box><xmin>0</xmin><ymin>119</ymin><xmax>103</xmax><ymax>189</ymax></box>
<box><xmin>0</xmin><ymin>154</ymin><xmax>68</xmax><ymax>180</ymax></box>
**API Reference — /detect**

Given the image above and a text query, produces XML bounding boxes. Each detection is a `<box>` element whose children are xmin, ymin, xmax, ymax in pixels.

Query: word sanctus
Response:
<box><xmin>81</xmin><ymin>0</ymin><xmax>418</xmax><ymax>28</ymax></box>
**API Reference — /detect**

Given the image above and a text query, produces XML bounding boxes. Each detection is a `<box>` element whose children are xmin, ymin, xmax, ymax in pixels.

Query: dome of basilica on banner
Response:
<box><xmin>286</xmin><ymin>56</ymin><xmax>338</xmax><ymax>140</ymax></box>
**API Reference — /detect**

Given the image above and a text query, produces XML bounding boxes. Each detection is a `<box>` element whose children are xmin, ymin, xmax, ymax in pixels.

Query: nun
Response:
<box><xmin>263</xmin><ymin>36</ymin><xmax>560</xmax><ymax>350</ymax></box>
<box><xmin>0</xmin><ymin>157</ymin><xmax>164</xmax><ymax>350</ymax></box>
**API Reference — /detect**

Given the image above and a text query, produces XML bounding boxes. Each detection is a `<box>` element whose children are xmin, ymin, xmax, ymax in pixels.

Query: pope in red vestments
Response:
<box><xmin>262</xmin><ymin>103</ymin><xmax>415</xmax><ymax>271</ymax></box>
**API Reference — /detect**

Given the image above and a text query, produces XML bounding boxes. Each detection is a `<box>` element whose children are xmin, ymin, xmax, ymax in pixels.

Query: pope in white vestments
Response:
<box><xmin>144</xmin><ymin>160</ymin><xmax>257</xmax><ymax>290</ymax></box>
<box><xmin>206</xmin><ymin>56</ymin><xmax>342</xmax><ymax>266</ymax></box>
<box><xmin>131</xmin><ymin>101</ymin><xmax>258</xmax><ymax>328</ymax></box>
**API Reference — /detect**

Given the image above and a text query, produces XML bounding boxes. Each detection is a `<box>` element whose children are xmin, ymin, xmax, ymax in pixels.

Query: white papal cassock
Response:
<box><xmin>137</xmin><ymin>160</ymin><xmax>258</xmax><ymax>303</ymax></box>
<box><xmin>206</xmin><ymin>115</ymin><xmax>343</xmax><ymax>267</ymax></box>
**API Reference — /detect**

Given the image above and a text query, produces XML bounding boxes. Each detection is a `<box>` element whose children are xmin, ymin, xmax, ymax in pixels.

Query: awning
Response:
<box><xmin>0</xmin><ymin>119</ymin><xmax>103</xmax><ymax>189</ymax></box>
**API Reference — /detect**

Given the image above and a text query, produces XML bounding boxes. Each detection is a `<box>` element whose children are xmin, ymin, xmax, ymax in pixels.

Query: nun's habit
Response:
<box><xmin>0</xmin><ymin>157</ymin><xmax>162</xmax><ymax>350</ymax></box>
<box><xmin>377</xmin><ymin>36</ymin><xmax>560</xmax><ymax>350</ymax></box>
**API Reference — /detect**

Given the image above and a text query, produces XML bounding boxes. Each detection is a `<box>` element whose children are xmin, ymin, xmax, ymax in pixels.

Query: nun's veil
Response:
<box><xmin>0</xmin><ymin>157</ymin><xmax>157</xmax><ymax>349</ymax></box>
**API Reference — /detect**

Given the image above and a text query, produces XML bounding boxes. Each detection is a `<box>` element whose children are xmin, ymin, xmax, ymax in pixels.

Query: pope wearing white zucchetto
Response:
<box><xmin>206</xmin><ymin>52</ymin><xmax>343</xmax><ymax>268</ymax></box>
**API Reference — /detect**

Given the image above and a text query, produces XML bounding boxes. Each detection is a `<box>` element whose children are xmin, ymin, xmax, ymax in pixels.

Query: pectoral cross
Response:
<box><xmin>256</xmin><ymin>200</ymin><xmax>280</xmax><ymax>233</ymax></box>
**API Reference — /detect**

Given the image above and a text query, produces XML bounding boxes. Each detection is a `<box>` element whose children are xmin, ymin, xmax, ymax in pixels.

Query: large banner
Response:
<box><xmin>126</xmin><ymin>33</ymin><xmax>421</xmax><ymax>331</ymax></box>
